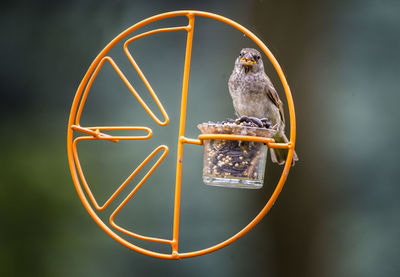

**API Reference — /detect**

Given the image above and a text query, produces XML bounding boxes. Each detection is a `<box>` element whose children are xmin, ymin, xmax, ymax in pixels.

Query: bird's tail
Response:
<box><xmin>270</xmin><ymin>133</ymin><xmax>298</xmax><ymax>166</ymax></box>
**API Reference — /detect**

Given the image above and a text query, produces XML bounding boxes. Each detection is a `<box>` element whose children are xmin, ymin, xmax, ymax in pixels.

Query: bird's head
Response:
<box><xmin>235</xmin><ymin>48</ymin><xmax>264</xmax><ymax>74</ymax></box>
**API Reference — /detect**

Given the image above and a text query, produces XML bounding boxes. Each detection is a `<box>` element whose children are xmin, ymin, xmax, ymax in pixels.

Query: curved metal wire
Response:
<box><xmin>67</xmin><ymin>10</ymin><xmax>296</xmax><ymax>260</ymax></box>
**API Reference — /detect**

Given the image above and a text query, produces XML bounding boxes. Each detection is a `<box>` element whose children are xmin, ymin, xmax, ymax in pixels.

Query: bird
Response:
<box><xmin>228</xmin><ymin>47</ymin><xmax>298</xmax><ymax>165</ymax></box>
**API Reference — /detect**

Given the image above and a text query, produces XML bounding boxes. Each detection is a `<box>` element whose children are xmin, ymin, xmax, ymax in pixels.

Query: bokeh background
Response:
<box><xmin>2</xmin><ymin>0</ymin><xmax>400</xmax><ymax>276</ymax></box>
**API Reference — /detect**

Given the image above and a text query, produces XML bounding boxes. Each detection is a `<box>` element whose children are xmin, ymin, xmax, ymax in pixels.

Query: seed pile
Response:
<box><xmin>204</xmin><ymin>139</ymin><xmax>264</xmax><ymax>179</ymax></box>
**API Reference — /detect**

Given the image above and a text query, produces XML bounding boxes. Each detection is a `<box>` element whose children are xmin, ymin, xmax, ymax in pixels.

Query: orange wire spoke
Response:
<box><xmin>123</xmin><ymin>26</ymin><xmax>189</xmax><ymax>127</ymax></box>
<box><xmin>73</xmin><ymin>135</ymin><xmax>168</xmax><ymax>214</ymax></box>
<box><xmin>71</xmin><ymin>125</ymin><xmax>152</xmax><ymax>142</ymax></box>
<box><xmin>67</xmin><ymin>10</ymin><xmax>296</xmax><ymax>259</ymax></box>
<box><xmin>75</xmin><ymin>55</ymin><xmax>169</xmax><ymax>126</ymax></box>
<box><xmin>71</xmin><ymin>126</ymin><xmax>153</xmax><ymax>210</ymax></box>
<box><xmin>109</xmin><ymin>145</ymin><xmax>171</xmax><ymax>245</ymax></box>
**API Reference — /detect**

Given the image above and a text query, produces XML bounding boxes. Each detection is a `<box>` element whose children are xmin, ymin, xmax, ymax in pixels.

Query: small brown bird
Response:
<box><xmin>228</xmin><ymin>48</ymin><xmax>298</xmax><ymax>165</ymax></box>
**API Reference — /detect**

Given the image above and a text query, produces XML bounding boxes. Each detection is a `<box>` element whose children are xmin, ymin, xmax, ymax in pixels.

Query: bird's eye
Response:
<box><xmin>239</xmin><ymin>52</ymin><xmax>243</xmax><ymax>57</ymax></box>
<box><xmin>255</xmin><ymin>55</ymin><xmax>260</xmax><ymax>60</ymax></box>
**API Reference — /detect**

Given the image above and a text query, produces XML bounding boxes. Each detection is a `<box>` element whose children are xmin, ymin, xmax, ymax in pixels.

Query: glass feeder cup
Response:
<box><xmin>198</xmin><ymin>122</ymin><xmax>277</xmax><ymax>189</ymax></box>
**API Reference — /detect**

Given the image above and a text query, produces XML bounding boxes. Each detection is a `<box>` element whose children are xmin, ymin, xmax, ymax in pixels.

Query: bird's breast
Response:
<box><xmin>234</xmin><ymin>91</ymin><xmax>271</xmax><ymax>118</ymax></box>
<box><xmin>229</xmin><ymin>73</ymin><xmax>281</xmax><ymax>124</ymax></box>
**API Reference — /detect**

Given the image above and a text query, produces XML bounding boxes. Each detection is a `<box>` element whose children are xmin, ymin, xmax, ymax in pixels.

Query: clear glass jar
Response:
<box><xmin>198</xmin><ymin>122</ymin><xmax>276</xmax><ymax>189</ymax></box>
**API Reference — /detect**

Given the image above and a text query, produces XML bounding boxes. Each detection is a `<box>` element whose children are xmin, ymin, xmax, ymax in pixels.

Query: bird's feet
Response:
<box><xmin>235</xmin><ymin>116</ymin><xmax>272</xmax><ymax>129</ymax></box>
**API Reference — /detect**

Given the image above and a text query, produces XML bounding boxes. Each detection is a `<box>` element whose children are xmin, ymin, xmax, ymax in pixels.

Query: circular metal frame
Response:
<box><xmin>67</xmin><ymin>10</ymin><xmax>296</xmax><ymax>259</ymax></box>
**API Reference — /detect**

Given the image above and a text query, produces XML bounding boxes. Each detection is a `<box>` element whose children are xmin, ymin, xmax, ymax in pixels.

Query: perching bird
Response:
<box><xmin>228</xmin><ymin>48</ymin><xmax>298</xmax><ymax>165</ymax></box>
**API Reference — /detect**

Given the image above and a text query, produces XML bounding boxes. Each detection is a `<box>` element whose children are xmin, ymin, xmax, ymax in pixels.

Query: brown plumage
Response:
<box><xmin>228</xmin><ymin>48</ymin><xmax>298</xmax><ymax>165</ymax></box>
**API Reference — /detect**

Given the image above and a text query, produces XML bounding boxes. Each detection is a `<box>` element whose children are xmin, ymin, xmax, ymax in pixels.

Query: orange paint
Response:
<box><xmin>67</xmin><ymin>10</ymin><xmax>296</xmax><ymax>259</ymax></box>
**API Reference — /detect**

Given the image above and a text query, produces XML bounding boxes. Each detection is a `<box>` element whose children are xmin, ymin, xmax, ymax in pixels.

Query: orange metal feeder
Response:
<box><xmin>67</xmin><ymin>10</ymin><xmax>296</xmax><ymax>259</ymax></box>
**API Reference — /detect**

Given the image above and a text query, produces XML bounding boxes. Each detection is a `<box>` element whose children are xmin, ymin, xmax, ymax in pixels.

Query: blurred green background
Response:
<box><xmin>2</xmin><ymin>0</ymin><xmax>400</xmax><ymax>276</ymax></box>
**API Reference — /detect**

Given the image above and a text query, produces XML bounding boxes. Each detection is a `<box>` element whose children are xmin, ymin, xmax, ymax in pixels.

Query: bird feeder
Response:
<box><xmin>67</xmin><ymin>10</ymin><xmax>296</xmax><ymax>259</ymax></box>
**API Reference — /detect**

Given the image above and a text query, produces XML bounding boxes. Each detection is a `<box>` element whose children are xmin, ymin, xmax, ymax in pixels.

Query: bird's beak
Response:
<box><xmin>240</xmin><ymin>57</ymin><xmax>256</xmax><ymax>66</ymax></box>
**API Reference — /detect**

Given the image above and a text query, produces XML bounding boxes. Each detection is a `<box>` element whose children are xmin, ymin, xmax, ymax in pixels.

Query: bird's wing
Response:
<box><xmin>265</xmin><ymin>77</ymin><xmax>285</xmax><ymax>124</ymax></box>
